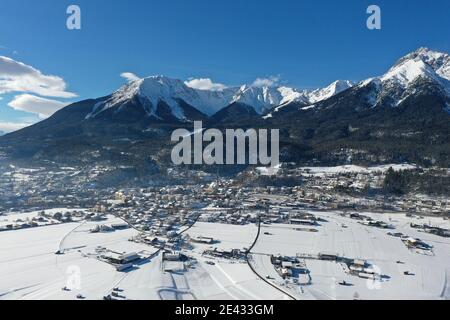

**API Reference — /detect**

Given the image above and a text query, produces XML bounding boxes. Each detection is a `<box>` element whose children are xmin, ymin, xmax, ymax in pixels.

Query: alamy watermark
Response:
<box><xmin>65</xmin><ymin>265</ymin><xmax>82</xmax><ymax>290</ymax></box>
<box><xmin>66</xmin><ymin>5</ymin><xmax>81</xmax><ymax>30</ymax></box>
<box><xmin>65</xmin><ymin>5</ymin><xmax>382</xmax><ymax>31</ymax></box>
<box><xmin>171</xmin><ymin>121</ymin><xmax>280</xmax><ymax>168</ymax></box>
<box><xmin>367</xmin><ymin>5</ymin><xmax>381</xmax><ymax>30</ymax></box>
<box><xmin>366</xmin><ymin>264</ymin><xmax>383</xmax><ymax>290</ymax></box>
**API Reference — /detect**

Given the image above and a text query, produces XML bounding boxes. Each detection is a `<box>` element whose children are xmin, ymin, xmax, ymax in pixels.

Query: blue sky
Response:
<box><xmin>1</xmin><ymin>0</ymin><xmax>450</xmax><ymax>132</ymax></box>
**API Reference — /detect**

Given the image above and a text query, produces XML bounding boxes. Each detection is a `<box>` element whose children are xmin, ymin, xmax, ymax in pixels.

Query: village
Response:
<box><xmin>0</xmin><ymin>162</ymin><xmax>449</xmax><ymax>300</ymax></box>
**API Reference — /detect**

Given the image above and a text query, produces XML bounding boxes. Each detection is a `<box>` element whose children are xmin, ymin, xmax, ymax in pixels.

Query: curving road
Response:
<box><xmin>245</xmin><ymin>216</ymin><xmax>298</xmax><ymax>300</ymax></box>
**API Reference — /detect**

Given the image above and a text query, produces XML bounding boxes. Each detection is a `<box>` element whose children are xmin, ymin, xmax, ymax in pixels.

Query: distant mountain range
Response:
<box><xmin>0</xmin><ymin>47</ymin><xmax>449</xmax><ymax>169</ymax></box>
<box><xmin>84</xmin><ymin>75</ymin><xmax>353</xmax><ymax>123</ymax></box>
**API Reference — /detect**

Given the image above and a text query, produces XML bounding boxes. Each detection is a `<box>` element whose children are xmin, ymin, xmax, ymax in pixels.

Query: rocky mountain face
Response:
<box><xmin>0</xmin><ymin>48</ymin><xmax>449</xmax><ymax>169</ymax></box>
<box><xmin>83</xmin><ymin>75</ymin><xmax>353</xmax><ymax>124</ymax></box>
<box><xmin>262</xmin><ymin>48</ymin><xmax>450</xmax><ymax>166</ymax></box>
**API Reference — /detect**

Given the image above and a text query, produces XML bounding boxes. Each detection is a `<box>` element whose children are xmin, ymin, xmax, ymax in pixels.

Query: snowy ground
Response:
<box><xmin>182</xmin><ymin>222</ymin><xmax>290</xmax><ymax>300</ymax></box>
<box><xmin>185</xmin><ymin>222</ymin><xmax>257</xmax><ymax>252</ymax></box>
<box><xmin>296</xmin><ymin>164</ymin><xmax>418</xmax><ymax>176</ymax></box>
<box><xmin>0</xmin><ymin>208</ymin><xmax>85</xmax><ymax>229</ymax></box>
<box><xmin>0</xmin><ymin>213</ymin><xmax>158</xmax><ymax>300</ymax></box>
<box><xmin>0</xmin><ymin>210</ymin><xmax>449</xmax><ymax>300</ymax></box>
<box><xmin>251</xmin><ymin>211</ymin><xmax>450</xmax><ymax>300</ymax></box>
<box><xmin>0</xmin><ymin>217</ymin><xmax>287</xmax><ymax>300</ymax></box>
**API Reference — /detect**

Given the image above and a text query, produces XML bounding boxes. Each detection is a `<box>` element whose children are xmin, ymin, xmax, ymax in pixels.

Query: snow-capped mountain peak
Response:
<box><xmin>87</xmin><ymin>76</ymin><xmax>237</xmax><ymax>119</ymax></box>
<box><xmin>356</xmin><ymin>48</ymin><xmax>450</xmax><ymax>108</ymax></box>
<box><xmin>394</xmin><ymin>47</ymin><xmax>450</xmax><ymax>81</ymax></box>
<box><xmin>360</xmin><ymin>48</ymin><xmax>450</xmax><ymax>88</ymax></box>
<box><xmin>86</xmin><ymin>74</ymin><xmax>355</xmax><ymax>121</ymax></box>
<box><xmin>381</xmin><ymin>58</ymin><xmax>441</xmax><ymax>87</ymax></box>
<box><xmin>229</xmin><ymin>80</ymin><xmax>354</xmax><ymax>115</ymax></box>
<box><xmin>308</xmin><ymin>80</ymin><xmax>354</xmax><ymax>104</ymax></box>
<box><xmin>263</xmin><ymin>80</ymin><xmax>354</xmax><ymax>118</ymax></box>
<box><xmin>230</xmin><ymin>85</ymin><xmax>296</xmax><ymax>114</ymax></box>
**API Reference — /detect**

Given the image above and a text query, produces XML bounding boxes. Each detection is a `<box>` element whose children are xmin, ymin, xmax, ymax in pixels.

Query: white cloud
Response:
<box><xmin>252</xmin><ymin>75</ymin><xmax>281</xmax><ymax>87</ymax></box>
<box><xmin>0</xmin><ymin>55</ymin><xmax>76</xmax><ymax>98</ymax></box>
<box><xmin>120</xmin><ymin>72</ymin><xmax>140</xmax><ymax>82</ymax></box>
<box><xmin>8</xmin><ymin>94</ymin><xmax>70</xmax><ymax>119</ymax></box>
<box><xmin>184</xmin><ymin>78</ymin><xmax>227</xmax><ymax>91</ymax></box>
<box><xmin>0</xmin><ymin>121</ymin><xmax>32</xmax><ymax>134</ymax></box>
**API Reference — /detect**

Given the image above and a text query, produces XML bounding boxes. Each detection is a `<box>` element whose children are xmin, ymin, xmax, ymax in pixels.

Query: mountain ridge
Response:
<box><xmin>84</xmin><ymin>75</ymin><xmax>354</xmax><ymax>123</ymax></box>
<box><xmin>0</xmin><ymin>47</ymin><xmax>449</xmax><ymax>168</ymax></box>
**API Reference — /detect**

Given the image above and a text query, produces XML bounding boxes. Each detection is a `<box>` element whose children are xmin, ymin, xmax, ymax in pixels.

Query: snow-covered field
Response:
<box><xmin>0</xmin><ymin>213</ymin><xmax>158</xmax><ymax>300</ymax></box>
<box><xmin>0</xmin><ymin>210</ymin><xmax>449</xmax><ymax>300</ymax></box>
<box><xmin>251</xmin><ymin>211</ymin><xmax>450</xmax><ymax>300</ymax></box>
<box><xmin>185</xmin><ymin>222</ymin><xmax>257</xmax><ymax>252</ymax></box>
<box><xmin>182</xmin><ymin>222</ymin><xmax>289</xmax><ymax>300</ymax></box>
<box><xmin>0</xmin><ymin>208</ymin><xmax>84</xmax><ymax>229</ymax></box>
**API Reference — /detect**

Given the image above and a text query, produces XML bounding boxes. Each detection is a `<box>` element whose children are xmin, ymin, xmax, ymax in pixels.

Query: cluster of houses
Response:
<box><xmin>190</xmin><ymin>235</ymin><xmax>216</xmax><ymax>245</ymax></box>
<box><xmin>1</xmin><ymin>160</ymin><xmax>449</xmax><ymax>222</ymax></box>
<box><xmin>0</xmin><ymin>165</ymin><xmax>110</xmax><ymax>212</ymax></box>
<box><xmin>402</xmin><ymin>237</ymin><xmax>433</xmax><ymax>251</ymax></box>
<box><xmin>198</xmin><ymin>209</ymin><xmax>259</xmax><ymax>225</ymax></box>
<box><xmin>252</xmin><ymin>165</ymin><xmax>450</xmax><ymax>216</ymax></box>
<box><xmin>202</xmin><ymin>248</ymin><xmax>245</xmax><ymax>260</ymax></box>
<box><xmin>387</xmin><ymin>232</ymin><xmax>434</xmax><ymax>251</ymax></box>
<box><xmin>410</xmin><ymin>223</ymin><xmax>450</xmax><ymax>238</ymax></box>
<box><xmin>289</xmin><ymin>212</ymin><xmax>321</xmax><ymax>226</ymax></box>
<box><xmin>340</xmin><ymin>212</ymin><xmax>393</xmax><ymax>229</ymax></box>
<box><xmin>90</xmin><ymin>222</ymin><xmax>130</xmax><ymax>233</ymax></box>
<box><xmin>344</xmin><ymin>259</ymin><xmax>380</xmax><ymax>280</ymax></box>
<box><xmin>0</xmin><ymin>209</ymin><xmax>87</xmax><ymax>232</ymax></box>
<box><xmin>162</xmin><ymin>251</ymin><xmax>191</xmax><ymax>272</ymax></box>
<box><xmin>270</xmin><ymin>255</ymin><xmax>310</xmax><ymax>284</ymax></box>
<box><xmin>100</xmin><ymin>189</ymin><xmax>204</xmax><ymax>240</ymax></box>
<box><xmin>98</xmin><ymin>249</ymin><xmax>143</xmax><ymax>272</ymax></box>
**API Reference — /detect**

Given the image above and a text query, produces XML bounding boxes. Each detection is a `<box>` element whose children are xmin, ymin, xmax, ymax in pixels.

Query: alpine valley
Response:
<box><xmin>0</xmin><ymin>48</ymin><xmax>449</xmax><ymax>180</ymax></box>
